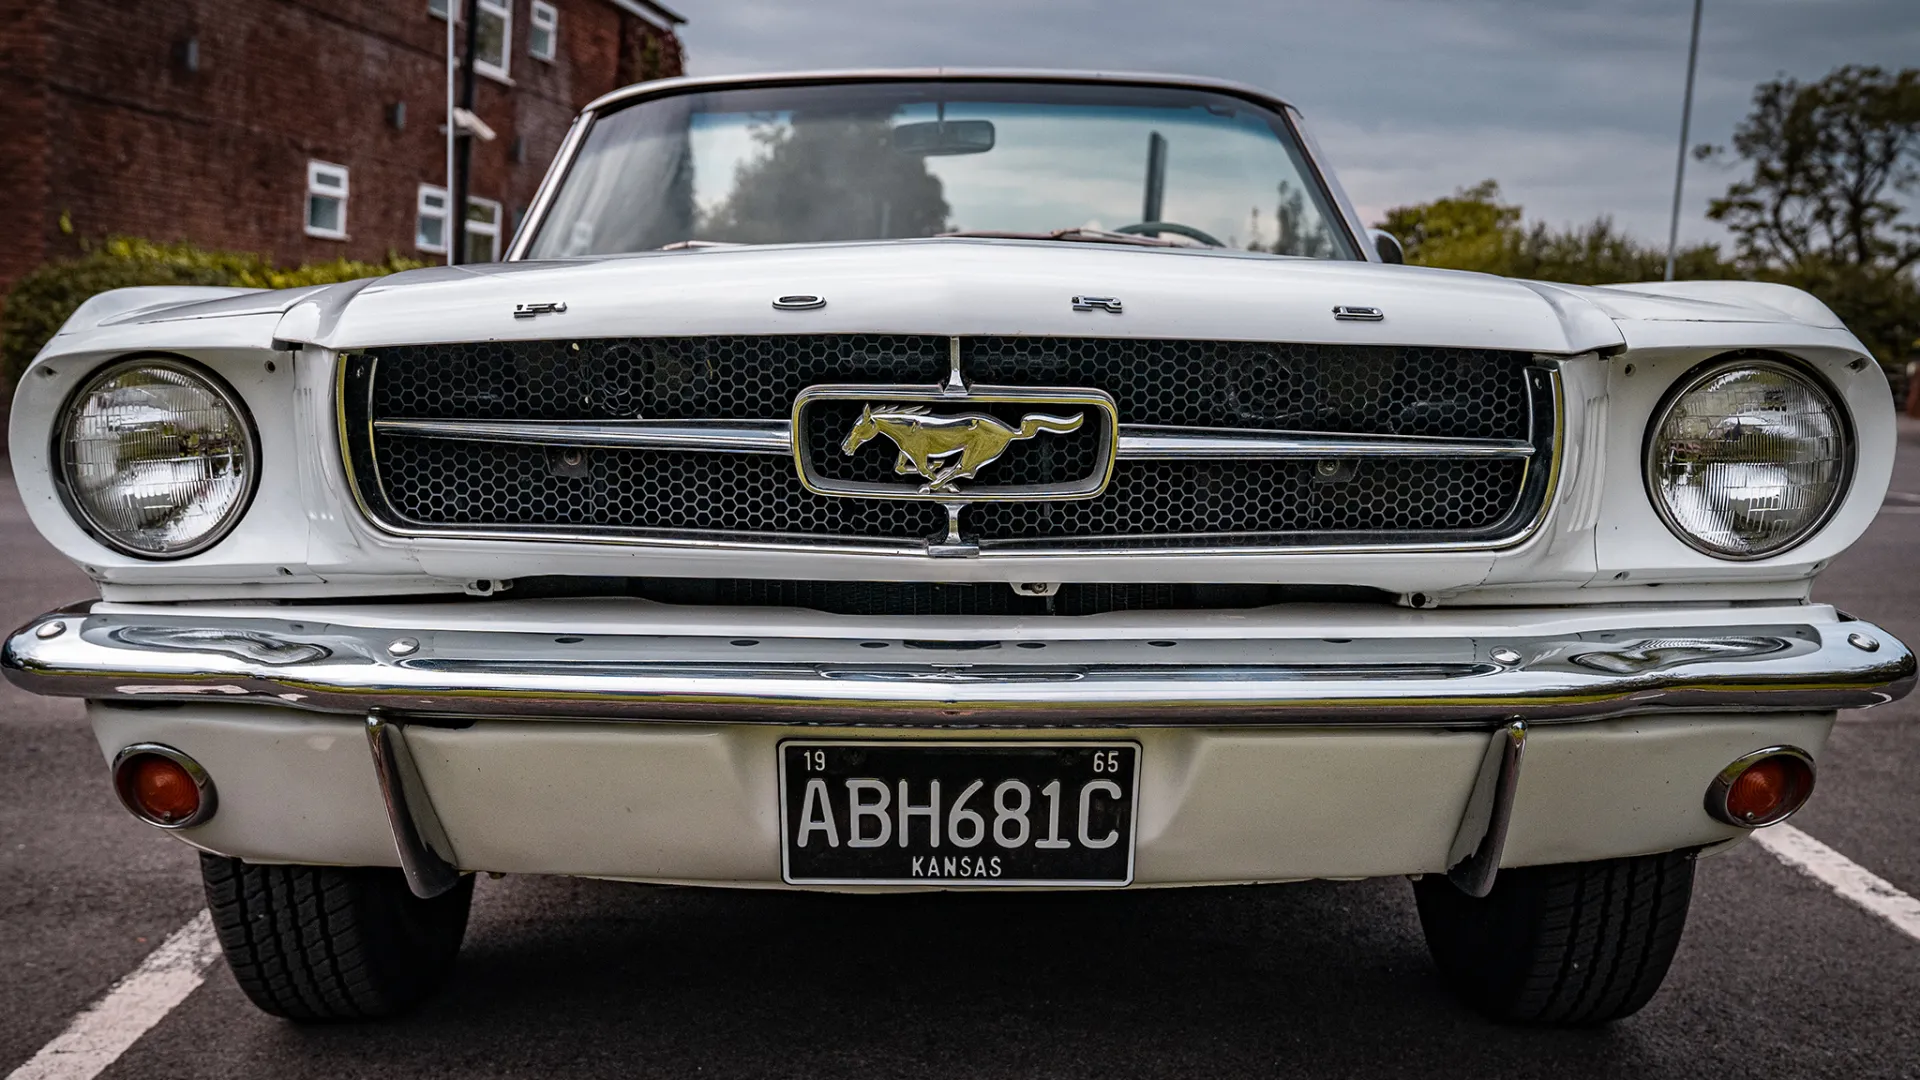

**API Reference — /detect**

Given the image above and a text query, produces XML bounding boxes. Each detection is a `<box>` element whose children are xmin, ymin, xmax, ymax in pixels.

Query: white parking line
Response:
<box><xmin>1755</xmin><ymin>824</ymin><xmax>1920</xmax><ymax>941</ymax></box>
<box><xmin>9</xmin><ymin>826</ymin><xmax>1917</xmax><ymax>1079</ymax></box>
<box><xmin>6</xmin><ymin>910</ymin><xmax>219</xmax><ymax>1080</ymax></box>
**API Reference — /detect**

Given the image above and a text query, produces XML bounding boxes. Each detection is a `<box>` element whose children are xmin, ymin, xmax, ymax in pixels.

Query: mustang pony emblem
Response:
<box><xmin>841</xmin><ymin>405</ymin><xmax>1084</xmax><ymax>493</ymax></box>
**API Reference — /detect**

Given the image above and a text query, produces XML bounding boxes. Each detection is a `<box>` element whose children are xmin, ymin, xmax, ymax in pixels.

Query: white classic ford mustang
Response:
<box><xmin>6</xmin><ymin>69</ymin><xmax>1912</xmax><ymax>1025</ymax></box>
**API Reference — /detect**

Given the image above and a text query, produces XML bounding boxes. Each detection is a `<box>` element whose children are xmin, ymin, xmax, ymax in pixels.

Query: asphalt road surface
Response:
<box><xmin>6</xmin><ymin>431</ymin><xmax>1920</xmax><ymax>1079</ymax></box>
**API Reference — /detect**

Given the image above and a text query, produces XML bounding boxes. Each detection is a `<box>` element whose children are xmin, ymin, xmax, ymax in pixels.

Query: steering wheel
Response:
<box><xmin>1112</xmin><ymin>221</ymin><xmax>1227</xmax><ymax>247</ymax></box>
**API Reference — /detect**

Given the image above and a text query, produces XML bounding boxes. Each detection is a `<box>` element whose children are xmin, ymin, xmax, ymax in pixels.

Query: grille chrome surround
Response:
<box><xmin>338</xmin><ymin>336</ymin><xmax>1564</xmax><ymax>556</ymax></box>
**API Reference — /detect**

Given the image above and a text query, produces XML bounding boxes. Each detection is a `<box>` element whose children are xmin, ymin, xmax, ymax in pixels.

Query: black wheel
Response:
<box><xmin>1413</xmin><ymin>849</ymin><xmax>1695</xmax><ymax>1025</ymax></box>
<box><xmin>200</xmin><ymin>854</ymin><xmax>473</xmax><ymax>1021</ymax></box>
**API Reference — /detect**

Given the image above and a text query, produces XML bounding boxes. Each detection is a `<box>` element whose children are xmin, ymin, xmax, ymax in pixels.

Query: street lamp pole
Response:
<box><xmin>1664</xmin><ymin>0</ymin><xmax>1703</xmax><ymax>282</ymax></box>
<box><xmin>451</xmin><ymin>0</ymin><xmax>480</xmax><ymax>266</ymax></box>
<box><xmin>444</xmin><ymin>5</ymin><xmax>456</xmax><ymax>267</ymax></box>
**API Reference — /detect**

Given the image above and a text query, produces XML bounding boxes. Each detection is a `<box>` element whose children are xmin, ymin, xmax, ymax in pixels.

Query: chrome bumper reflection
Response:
<box><xmin>3</xmin><ymin>607</ymin><xmax>1912</xmax><ymax>726</ymax></box>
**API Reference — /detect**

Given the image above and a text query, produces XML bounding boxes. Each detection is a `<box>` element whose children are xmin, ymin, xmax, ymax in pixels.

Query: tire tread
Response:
<box><xmin>199</xmin><ymin>854</ymin><xmax>472</xmax><ymax>1021</ymax></box>
<box><xmin>1414</xmin><ymin>849</ymin><xmax>1695</xmax><ymax>1025</ymax></box>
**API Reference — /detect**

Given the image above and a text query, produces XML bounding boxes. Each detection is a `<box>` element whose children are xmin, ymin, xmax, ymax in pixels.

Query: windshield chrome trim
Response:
<box><xmin>373</xmin><ymin>417</ymin><xmax>1537</xmax><ymax>462</ymax></box>
<box><xmin>505</xmin><ymin>112</ymin><xmax>590</xmax><ymax>262</ymax></box>
<box><xmin>578</xmin><ymin>67</ymin><xmax>1299</xmax><ymax>118</ymax></box>
<box><xmin>1287</xmin><ymin>104</ymin><xmax>1376</xmax><ymax>263</ymax></box>
<box><xmin>506</xmin><ymin>111</ymin><xmax>592</xmax><ymax>262</ymax></box>
<box><xmin>511</xmin><ymin>69</ymin><xmax>1357</xmax><ymax>263</ymax></box>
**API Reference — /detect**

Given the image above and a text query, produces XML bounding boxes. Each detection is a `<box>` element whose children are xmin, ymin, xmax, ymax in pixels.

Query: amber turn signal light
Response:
<box><xmin>1705</xmin><ymin>747</ymin><xmax>1814</xmax><ymax>828</ymax></box>
<box><xmin>112</xmin><ymin>744</ymin><xmax>217</xmax><ymax>829</ymax></box>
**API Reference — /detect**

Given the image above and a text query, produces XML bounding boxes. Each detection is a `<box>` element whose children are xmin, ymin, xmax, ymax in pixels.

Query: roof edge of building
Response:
<box><xmin>602</xmin><ymin>0</ymin><xmax>685</xmax><ymax>29</ymax></box>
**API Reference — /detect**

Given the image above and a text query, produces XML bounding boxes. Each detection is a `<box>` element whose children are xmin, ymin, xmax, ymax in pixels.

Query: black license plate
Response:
<box><xmin>779</xmin><ymin>742</ymin><xmax>1139</xmax><ymax>886</ymax></box>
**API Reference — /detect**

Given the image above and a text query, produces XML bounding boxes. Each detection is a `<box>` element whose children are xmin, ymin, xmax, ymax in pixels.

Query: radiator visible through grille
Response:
<box><xmin>340</xmin><ymin>335</ymin><xmax>1557</xmax><ymax>551</ymax></box>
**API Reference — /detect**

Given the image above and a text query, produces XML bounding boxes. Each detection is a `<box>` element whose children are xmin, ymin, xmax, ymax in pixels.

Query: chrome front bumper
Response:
<box><xmin>19</xmin><ymin>600</ymin><xmax>1911</xmax><ymax>898</ymax></box>
<box><xmin>4</xmin><ymin>604</ymin><xmax>1913</xmax><ymax>726</ymax></box>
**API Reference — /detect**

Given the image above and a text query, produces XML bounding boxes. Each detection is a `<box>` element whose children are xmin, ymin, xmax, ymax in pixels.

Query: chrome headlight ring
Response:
<box><xmin>1642</xmin><ymin>355</ymin><xmax>1853</xmax><ymax>561</ymax></box>
<box><xmin>54</xmin><ymin>355</ymin><xmax>261</xmax><ymax>560</ymax></box>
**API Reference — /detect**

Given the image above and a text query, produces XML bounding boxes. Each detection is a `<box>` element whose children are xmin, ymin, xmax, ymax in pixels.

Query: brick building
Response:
<box><xmin>0</xmin><ymin>0</ymin><xmax>686</xmax><ymax>297</ymax></box>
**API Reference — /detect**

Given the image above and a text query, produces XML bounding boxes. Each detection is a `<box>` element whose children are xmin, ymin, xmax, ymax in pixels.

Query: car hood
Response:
<box><xmin>269</xmin><ymin>239</ymin><xmax>1645</xmax><ymax>355</ymax></box>
<box><xmin>64</xmin><ymin>239</ymin><xmax>1851</xmax><ymax>357</ymax></box>
<box><xmin>1529</xmin><ymin>279</ymin><xmax>1845</xmax><ymax>329</ymax></box>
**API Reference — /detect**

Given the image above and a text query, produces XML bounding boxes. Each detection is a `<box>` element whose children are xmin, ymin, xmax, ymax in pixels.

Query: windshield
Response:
<box><xmin>525</xmin><ymin>80</ymin><xmax>1359</xmax><ymax>259</ymax></box>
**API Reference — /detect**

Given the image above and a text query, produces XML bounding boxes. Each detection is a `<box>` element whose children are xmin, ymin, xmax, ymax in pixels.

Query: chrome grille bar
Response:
<box><xmin>374</xmin><ymin>418</ymin><xmax>794</xmax><ymax>454</ymax></box>
<box><xmin>1115</xmin><ymin>425</ymin><xmax>1535</xmax><ymax>459</ymax></box>
<box><xmin>373</xmin><ymin>418</ymin><xmax>1537</xmax><ymax>460</ymax></box>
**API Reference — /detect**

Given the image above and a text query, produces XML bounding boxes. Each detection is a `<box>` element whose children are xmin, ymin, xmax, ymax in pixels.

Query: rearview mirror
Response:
<box><xmin>890</xmin><ymin>119</ymin><xmax>996</xmax><ymax>157</ymax></box>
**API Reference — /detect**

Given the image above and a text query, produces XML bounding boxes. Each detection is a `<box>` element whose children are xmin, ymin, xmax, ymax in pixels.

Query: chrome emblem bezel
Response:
<box><xmin>792</xmin><ymin>384</ymin><xmax>1120</xmax><ymax>502</ymax></box>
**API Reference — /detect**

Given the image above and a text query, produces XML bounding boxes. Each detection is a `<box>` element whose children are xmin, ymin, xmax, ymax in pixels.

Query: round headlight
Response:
<box><xmin>1644</xmin><ymin>358</ymin><xmax>1849</xmax><ymax>560</ymax></box>
<box><xmin>58</xmin><ymin>358</ymin><xmax>258</xmax><ymax>558</ymax></box>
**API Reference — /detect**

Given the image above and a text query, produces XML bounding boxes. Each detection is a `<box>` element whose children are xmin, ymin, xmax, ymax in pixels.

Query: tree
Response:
<box><xmin>1702</xmin><ymin>65</ymin><xmax>1920</xmax><ymax>363</ymax></box>
<box><xmin>1377</xmin><ymin>180</ymin><xmax>1522</xmax><ymax>274</ymax></box>
<box><xmin>700</xmin><ymin>113</ymin><xmax>951</xmax><ymax>245</ymax></box>
<box><xmin>1373</xmin><ymin>66</ymin><xmax>1920</xmax><ymax>364</ymax></box>
<box><xmin>3</xmin><ymin>238</ymin><xmax>423</xmax><ymax>393</ymax></box>
<box><xmin>1516</xmin><ymin>216</ymin><xmax>1735</xmax><ymax>284</ymax></box>
<box><xmin>1377</xmin><ymin>181</ymin><xmax>1731</xmax><ymax>284</ymax></box>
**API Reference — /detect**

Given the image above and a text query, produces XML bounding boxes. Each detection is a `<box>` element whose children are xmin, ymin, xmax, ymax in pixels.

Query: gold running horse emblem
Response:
<box><xmin>841</xmin><ymin>405</ymin><xmax>1085</xmax><ymax>493</ymax></box>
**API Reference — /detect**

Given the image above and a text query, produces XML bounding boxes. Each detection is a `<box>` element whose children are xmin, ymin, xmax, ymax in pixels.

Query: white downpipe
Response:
<box><xmin>445</xmin><ymin>5</ymin><xmax>456</xmax><ymax>267</ymax></box>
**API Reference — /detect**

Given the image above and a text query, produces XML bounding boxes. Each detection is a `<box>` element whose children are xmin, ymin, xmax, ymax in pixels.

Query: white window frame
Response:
<box><xmin>465</xmin><ymin>196</ymin><xmax>503</xmax><ymax>262</ymax></box>
<box><xmin>415</xmin><ymin>184</ymin><xmax>450</xmax><ymax>254</ymax></box>
<box><xmin>427</xmin><ymin>0</ymin><xmax>451</xmax><ymax>18</ymax></box>
<box><xmin>529</xmin><ymin>1</ymin><xmax>558</xmax><ymax>62</ymax></box>
<box><xmin>474</xmin><ymin>0</ymin><xmax>512</xmax><ymax>82</ymax></box>
<box><xmin>304</xmin><ymin>160</ymin><xmax>349</xmax><ymax>240</ymax></box>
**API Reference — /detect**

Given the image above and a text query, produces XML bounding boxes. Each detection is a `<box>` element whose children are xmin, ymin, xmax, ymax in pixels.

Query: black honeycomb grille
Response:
<box><xmin>971</xmin><ymin>459</ymin><xmax>1525</xmax><ymax>545</ymax></box>
<box><xmin>346</xmin><ymin>335</ymin><xmax>1550</xmax><ymax>549</ymax></box>
<box><xmin>965</xmin><ymin>337</ymin><xmax>1529</xmax><ymax>438</ymax></box>
<box><xmin>374</xmin><ymin>435</ymin><xmax>945</xmax><ymax>540</ymax></box>
<box><xmin>370</xmin><ymin>335</ymin><xmax>948</xmax><ymax>421</ymax></box>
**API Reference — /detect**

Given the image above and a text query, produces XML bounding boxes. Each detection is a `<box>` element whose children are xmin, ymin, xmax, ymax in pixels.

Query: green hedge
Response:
<box><xmin>1</xmin><ymin>238</ymin><xmax>428</xmax><ymax>394</ymax></box>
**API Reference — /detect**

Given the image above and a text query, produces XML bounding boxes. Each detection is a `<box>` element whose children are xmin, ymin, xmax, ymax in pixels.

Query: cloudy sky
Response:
<box><xmin>678</xmin><ymin>0</ymin><xmax>1920</xmax><ymax>249</ymax></box>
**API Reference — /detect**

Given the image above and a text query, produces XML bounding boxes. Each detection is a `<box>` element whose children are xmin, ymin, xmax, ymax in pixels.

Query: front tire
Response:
<box><xmin>1413</xmin><ymin>850</ymin><xmax>1695</xmax><ymax>1025</ymax></box>
<box><xmin>200</xmin><ymin>854</ymin><xmax>473</xmax><ymax>1021</ymax></box>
